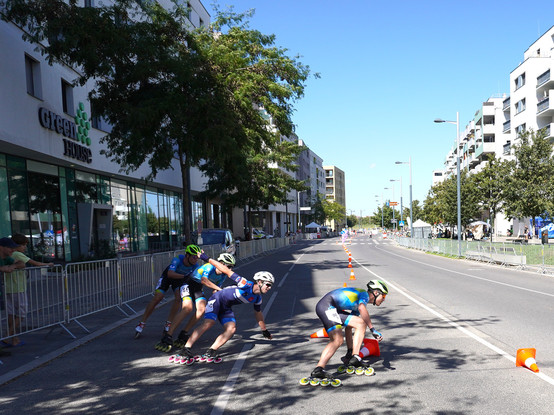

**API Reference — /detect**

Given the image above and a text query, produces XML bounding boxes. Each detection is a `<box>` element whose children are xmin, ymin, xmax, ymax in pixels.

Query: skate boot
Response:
<box><xmin>344</xmin><ymin>355</ymin><xmax>374</xmax><ymax>376</ymax></box>
<box><xmin>173</xmin><ymin>330</ymin><xmax>189</xmax><ymax>348</ymax></box>
<box><xmin>161</xmin><ymin>321</ymin><xmax>171</xmax><ymax>336</ymax></box>
<box><xmin>172</xmin><ymin>346</ymin><xmax>194</xmax><ymax>365</ymax></box>
<box><xmin>340</xmin><ymin>349</ymin><xmax>353</xmax><ymax>365</ymax></box>
<box><xmin>199</xmin><ymin>348</ymin><xmax>222</xmax><ymax>363</ymax></box>
<box><xmin>134</xmin><ymin>322</ymin><xmax>145</xmax><ymax>339</ymax></box>
<box><xmin>155</xmin><ymin>333</ymin><xmax>173</xmax><ymax>353</ymax></box>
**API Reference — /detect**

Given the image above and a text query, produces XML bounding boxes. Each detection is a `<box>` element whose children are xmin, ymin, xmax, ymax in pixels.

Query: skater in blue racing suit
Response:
<box><xmin>310</xmin><ymin>280</ymin><xmax>388</xmax><ymax>379</ymax></box>
<box><xmin>181</xmin><ymin>253</ymin><xmax>273</xmax><ymax>360</ymax></box>
<box><xmin>134</xmin><ymin>245</ymin><xmax>201</xmax><ymax>337</ymax></box>
<box><xmin>166</xmin><ymin>253</ymin><xmax>236</xmax><ymax>347</ymax></box>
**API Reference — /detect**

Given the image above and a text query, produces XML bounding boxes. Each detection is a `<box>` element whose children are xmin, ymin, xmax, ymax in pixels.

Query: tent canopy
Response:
<box><xmin>305</xmin><ymin>222</ymin><xmax>321</xmax><ymax>229</ymax></box>
<box><xmin>413</xmin><ymin>219</ymin><xmax>431</xmax><ymax>227</ymax></box>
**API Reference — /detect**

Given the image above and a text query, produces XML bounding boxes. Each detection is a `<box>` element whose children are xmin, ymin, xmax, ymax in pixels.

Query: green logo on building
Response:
<box><xmin>74</xmin><ymin>102</ymin><xmax>91</xmax><ymax>146</ymax></box>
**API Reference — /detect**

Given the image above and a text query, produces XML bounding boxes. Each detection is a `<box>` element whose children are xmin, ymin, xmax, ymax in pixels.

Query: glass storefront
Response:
<box><xmin>0</xmin><ymin>153</ymin><xmax>184</xmax><ymax>261</ymax></box>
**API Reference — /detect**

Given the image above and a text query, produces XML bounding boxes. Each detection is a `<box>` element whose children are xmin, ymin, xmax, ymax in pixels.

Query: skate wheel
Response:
<box><xmin>168</xmin><ymin>355</ymin><xmax>177</xmax><ymax>363</ymax></box>
<box><xmin>299</xmin><ymin>377</ymin><xmax>310</xmax><ymax>386</ymax></box>
<box><xmin>320</xmin><ymin>379</ymin><xmax>331</xmax><ymax>387</ymax></box>
<box><xmin>185</xmin><ymin>358</ymin><xmax>195</xmax><ymax>366</ymax></box>
<box><xmin>206</xmin><ymin>357</ymin><xmax>214</xmax><ymax>363</ymax></box>
<box><xmin>213</xmin><ymin>357</ymin><xmax>223</xmax><ymax>364</ymax></box>
<box><xmin>355</xmin><ymin>367</ymin><xmax>364</xmax><ymax>376</ymax></box>
<box><xmin>346</xmin><ymin>366</ymin><xmax>355</xmax><ymax>374</ymax></box>
<box><xmin>309</xmin><ymin>378</ymin><xmax>320</xmax><ymax>386</ymax></box>
<box><xmin>337</xmin><ymin>365</ymin><xmax>346</xmax><ymax>374</ymax></box>
<box><xmin>364</xmin><ymin>367</ymin><xmax>375</xmax><ymax>376</ymax></box>
<box><xmin>194</xmin><ymin>355</ymin><xmax>201</xmax><ymax>362</ymax></box>
<box><xmin>331</xmin><ymin>379</ymin><xmax>342</xmax><ymax>387</ymax></box>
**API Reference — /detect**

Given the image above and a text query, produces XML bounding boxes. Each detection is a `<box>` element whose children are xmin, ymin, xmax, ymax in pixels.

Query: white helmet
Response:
<box><xmin>253</xmin><ymin>271</ymin><xmax>274</xmax><ymax>284</ymax></box>
<box><xmin>217</xmin><ymin>253</ymin><xmax>236</xmax><ymax>266</ymax></box>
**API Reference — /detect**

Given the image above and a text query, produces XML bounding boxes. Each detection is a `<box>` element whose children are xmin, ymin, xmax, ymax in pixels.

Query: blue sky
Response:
<box><xmin>208</xmin><ymin>0</ymin><xmax>554</xmax><ymax>218</ymax></box>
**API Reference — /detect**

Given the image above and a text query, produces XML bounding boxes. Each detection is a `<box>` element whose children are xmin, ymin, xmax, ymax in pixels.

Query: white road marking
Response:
<box><xmin>355</xmin><ymin>257</ymin><xmax>554</xmax><ymax>386</ymax></box>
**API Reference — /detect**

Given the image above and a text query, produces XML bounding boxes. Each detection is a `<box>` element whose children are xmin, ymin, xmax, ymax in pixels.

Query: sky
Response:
<box><xmin>207</xmin><ymin>0</ymin><xmax>554</xmax><ymax>218</ymax></box>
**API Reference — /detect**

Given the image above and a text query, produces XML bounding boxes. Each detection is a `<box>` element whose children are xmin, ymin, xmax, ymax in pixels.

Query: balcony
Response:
<box><xmin>537</xmin><ymin>94</ymin><xmax>554</xmax><ymax>117</ymax></box>
<box><xmin>503</xmin><ymin>97</ymin><xmax>510</xmax><ymax>111</ymax></box>
<box><xmin>536</xmin><ymin>70</ymin><xmax>554</xmax><ymax>91</ymax></box>
<box><xmin>503</xmin><ymin>120</ymin><xmax>511</xmax><ymax>133</ymax></box>
<box><xmin>540</xmin><ymin>123</ymin><xmax>554</xmax><ymax>143</ymax></box>
<box><xmin>503</xmin><ymin>142</ymin><xmax>511</xmax><ymax>155</ymax></box>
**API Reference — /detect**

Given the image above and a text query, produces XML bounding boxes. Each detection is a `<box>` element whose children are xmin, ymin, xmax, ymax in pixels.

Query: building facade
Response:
<box><xmin>0</xmin><ymin>0</ymin><xmax>214</xmax><ymax>261</ymax></box>
<box><xmin>323</xmin><ymin>165</ymin><xmax>346</xmax><ymax>231</ymax></box>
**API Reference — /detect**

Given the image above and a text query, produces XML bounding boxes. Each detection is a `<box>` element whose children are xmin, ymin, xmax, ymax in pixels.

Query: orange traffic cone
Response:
<box><xmin>348</xmin><ymin>257</ymin><xmax>352</xmax><ymax>268</ymax></box>
<box><xmin>359</xmin><ymin>338</ymin><xmax>380</xmax><ymax>358</ymax></box>
<box><xmin>310</xmin><ymin>328</ymin><xmax>329</xmax><ymax>338</ymax></box>
<box><xmin>349</xmin><ymin>268</ymin><xmax>356</xmax><ymax>280</ymax></box>
<box><xmin>343</xmin><ymin>282</ymin><xmax>347</xmax><ymax>288</ymax></box>
<box><xmin>516</xmin><ymin>348</ymin><xmax>539</xmax><ymax>372</ymax></box>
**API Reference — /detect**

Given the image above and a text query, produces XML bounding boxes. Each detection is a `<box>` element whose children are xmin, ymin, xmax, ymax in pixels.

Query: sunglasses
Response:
<box><xmin>263</xmin><ymin>282</ymin><xmax>273</xmax><ymax>288</ymax></box>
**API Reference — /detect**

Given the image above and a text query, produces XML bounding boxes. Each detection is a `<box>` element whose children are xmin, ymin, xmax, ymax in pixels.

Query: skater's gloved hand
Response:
<box><xmin>199</xmin><ymin>252</ymin><xmax>210</xmax><ymax>262</ymax></box>
<box><xmin>370</xmin><ymin>328</ymin><xmax>383</xmax><ymax>341</ymax></box>
<box><xmin>262</xmin><ymin>329</ymin><xmax>272</xmax><ymax>339</ymax></box>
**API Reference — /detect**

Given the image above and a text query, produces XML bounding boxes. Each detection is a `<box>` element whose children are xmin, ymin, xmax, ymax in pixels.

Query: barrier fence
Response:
<box><xmin>0</xmin><ymin>235</ymin><xmax>304</xmax><ymax>343</ymax></box>
<box><xmin>395</xmin><ymin>236</ymin><xmax>554</xmax><ymax>274</ymax></box>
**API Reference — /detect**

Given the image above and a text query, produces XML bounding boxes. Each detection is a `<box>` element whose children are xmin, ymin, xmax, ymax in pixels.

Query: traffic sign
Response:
<box><xmin>390</xmin><ymin>202</ymin><xmax>398</xmax><ymax>206</ymax></box>
<box><xmin>399</xmin><ymin>220</ymin><xmax>405</xmax><ymax>226</ymax></box>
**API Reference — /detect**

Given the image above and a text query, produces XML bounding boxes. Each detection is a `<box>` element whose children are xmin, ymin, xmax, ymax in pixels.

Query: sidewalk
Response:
<box><xmin>0</xmin><ymin>294</ymin><xmax>156</xmax><ymax>386</ymax></box>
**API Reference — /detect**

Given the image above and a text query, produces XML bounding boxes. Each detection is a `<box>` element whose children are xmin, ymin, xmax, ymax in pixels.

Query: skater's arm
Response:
<box><xmin>200</xmin><ymin>276</ymin><xmax>221</xmax><ymax>292</ymax></box>
<box><xmin>167</xmin><ymin>270</ymin><xmax>187</xmax><ymax>279</ymax></box>
<box><xmin>358</xmin><ymin>306</ymin><xmax>382</xmax><ymax>341</ymax></box>
<box><xmin>253</xmin><ymin>310</ymin><xmax>272</xmax><ymax>339</ymax></box>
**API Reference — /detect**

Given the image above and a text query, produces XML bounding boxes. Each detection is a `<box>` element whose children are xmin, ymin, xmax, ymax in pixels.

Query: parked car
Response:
<box><xmin>192</xmin><ymin>228</ymin><xmax>236</xmax><ymax>255</ymax></box>
<box><xmin>252</xmin><ymin>228</ymin><xmax>273</xmax><ymax>239</ymax></box>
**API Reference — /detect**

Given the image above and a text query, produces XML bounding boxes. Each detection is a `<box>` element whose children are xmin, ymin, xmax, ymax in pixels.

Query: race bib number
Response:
<box><xmin>325</xmin><ymin>308</ymin><xmax>342</xmax><ymax>324</ymax></box>
<box><xmin>206</xmin><ymin>299</ymin><xmax>216</xmax><ymax>313</ymax></box>
<box><xmin>179</xmin><ymin>284</ymin><xmax>191</xmax><ymax>299</ymax></box>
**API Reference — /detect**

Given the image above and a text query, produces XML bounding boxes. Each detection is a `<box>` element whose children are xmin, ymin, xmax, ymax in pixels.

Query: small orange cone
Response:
<box><xmin>516</xmin><ymin>348</ymin><xmax>539</xmax><ymax>372</ymax></box>
<box><xmin>343</xmin><ymin>282</ymin><xmax>347</xmax><ymax>288</ymax></box>
<box><xmin>349</xmin><ymin>269</ymin><xmax>356</xmax><ymax>280</ymax></box>
<box><xmin>310</xmin><ymin>328</ymin><xmax>329</xmax><ymax>338</ymax></box>
<box><xmin>359</xmin><ymin>338</ymin><xmax>380</xmax><ymax>358</ymax></box>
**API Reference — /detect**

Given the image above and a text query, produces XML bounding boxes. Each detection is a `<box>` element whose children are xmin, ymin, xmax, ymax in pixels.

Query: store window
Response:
<box><xmin>111</xmin><ymin>179</ymin><xmax>129</xmax><ymax>251</ymax></box>
<box><xmin>27</xmin><ymin>169</ymin><xmax>64</xmax><ymax>260</ymax></box>
<box><xmin>75</xmin><ymin>170</ymin><xmax>98</xmax><ymax>203</ymax></box>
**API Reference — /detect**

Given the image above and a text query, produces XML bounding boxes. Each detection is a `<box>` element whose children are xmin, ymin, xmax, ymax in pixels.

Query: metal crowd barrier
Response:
<box><xmin>0</xmin><ymin>236</ymin><xmax>296</xmax><ymax>342</ymax></box>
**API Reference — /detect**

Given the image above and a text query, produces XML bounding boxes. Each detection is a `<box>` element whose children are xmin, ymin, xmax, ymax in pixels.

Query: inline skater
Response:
<box><xmin>309</xmin><ymin>280</ymin><xmax>388</xmax><ymax>380</ymax></box>
<box><xmin>177</xmin><ymin>254</ymin><xmax>273</xmax><ymax>362</ymax></box>
<box><xmin>134</xmin><ymin>244</ymin><xmax>201</xmax><ymax>339</ymax></box>
<box><xmin>166</xmin><ymin>253</ymin><xmax>236</xmax><ymax>350</ymax></box>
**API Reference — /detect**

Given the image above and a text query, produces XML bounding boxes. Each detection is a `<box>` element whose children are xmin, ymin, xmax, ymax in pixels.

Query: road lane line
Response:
<box><xmin>376</xmin><ymin>248</ymin><xmax>554</xmax><ymax>298</ymax></box>
<box><xmin>357</xmin><ymin>259</ymin><xmax>554</xmax><ymax>387</ymax></box>
<box><xmin>210</xmin><ymin>344</ymin><xmax>252</xmax><ymax>415</ymax></box>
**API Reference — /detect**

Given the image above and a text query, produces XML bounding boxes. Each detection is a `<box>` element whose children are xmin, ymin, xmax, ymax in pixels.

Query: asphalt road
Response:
<box><xmin>0</xmin><ymin>236</ymin><xmax>553</xmax><ymax>415</ymax></box>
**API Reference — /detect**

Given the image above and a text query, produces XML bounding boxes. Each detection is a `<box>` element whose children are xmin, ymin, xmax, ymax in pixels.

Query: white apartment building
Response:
<box><xmin>436</xmin><ymin>25</ymin><xmax>554</xmax><ymax>237</ymax></box>
<box><xmin>296</xmin><ymin>139</ymin><xmax>325</xmax><ymax>231</ymax></box>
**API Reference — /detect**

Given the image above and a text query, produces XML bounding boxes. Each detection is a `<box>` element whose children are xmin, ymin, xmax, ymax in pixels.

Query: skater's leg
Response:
<box><xmin>167</xmin><ymin>296</ymin><xmax>193</xmax><ymax>337</ymax></box>
<box><xmin>140</xmin><ymin>291</ymin><xmax>164</xmax><ymax>323</ymax></box>
<box><xmin>315</xmin><ymin>328</ymin><xmax>344</xmax><ymax>369</ymax></box>
<box><xmin>183</xmin><ymin>299</ymin><xmax>206</xmax><ymax>333</ymax></box>
<box><xmin>185</xmin><ymin>318</ymin><xmax>216</xmax><ymax>348</ymax></box>
<box><xmin>208</xmin><ymin>321</ymin><xmax>236</xmax><ymax>351</ymax></box>
<box><xmin>346</xmin><ymin>316</ymin><xmax>367</xmax><ymax>356</ymax></box>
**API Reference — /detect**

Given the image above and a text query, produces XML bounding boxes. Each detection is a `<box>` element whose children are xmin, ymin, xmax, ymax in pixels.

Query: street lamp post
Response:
<box><xmin>395</xmin><ymin>157</ymin><xmax>413</xmax><ymax>238</ymax></box>
<box><xmin>390</xmin><ymin>178</ymin><xmax>402</xmax><ymax>228</ymax></box>
<box><xmin>435</xmin><ymin>112</ymin><xmax>462</xmax><ymax>257</ymax></box>
<box><xmin>383</xmin><ymin>187</ymin><xmax>390</xmax><ymax>229</ymax></box>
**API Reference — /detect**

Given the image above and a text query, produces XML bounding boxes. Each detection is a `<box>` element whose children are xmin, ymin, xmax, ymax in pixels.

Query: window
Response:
<box><xmin>199</xmin><ymin>18</ymin><xmax>204</xmax><ymax>27</ymax></box>
<box><xmin>515</xmin><ymin>98</ymin><xmax>526</xmax><ymax>114</ymax></box>
<box><xmin>514</xmin><ymin>73</ymin><xmax>525</xmax><ymax>90</ymax></box>
<box><xmin>25</xmin><ymin>54</ymin><xmax>42</xmax><ymax>99</ymax></box>
<box><xmin>61</xmin><ymin>79</ymin><xmax>74</xmax><ymax>115</ymax></box>
<box><xmin>84</xmin><ymin>0</ymin><xmax>94</xmax><ymax>6</ymax></box>
<box><xmin>515</xmin><ymin>123</ymin><xmax>526</xmax><ymax>136</ymax></box>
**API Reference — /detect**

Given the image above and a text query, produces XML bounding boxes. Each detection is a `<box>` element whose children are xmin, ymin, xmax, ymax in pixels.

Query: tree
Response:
<box><xmin>322</xmin><ymin>199</ymin><xmax>346</xmax><ymax>226</ymax></box>
<box><xmin>472</xmin><ymin>155</ymin><xmax>511</xmax><ymax>238</ymax></box>
<box><xmin>502</xmin><ymin>129</ymin><xmax>554</xmax><ymax>229</ymax></box>
<box><xmin>2</xmin><ymin>1</ymin><xmax>312</xmax><ymax>242</ymax></box>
